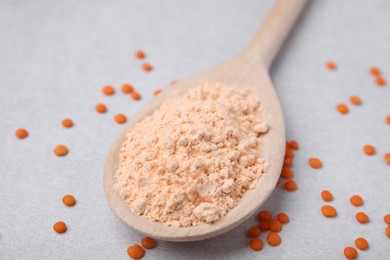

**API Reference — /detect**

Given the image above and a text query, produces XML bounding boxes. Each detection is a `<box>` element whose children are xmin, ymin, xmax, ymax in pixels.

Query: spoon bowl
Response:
<box><xmin>104</xmin><ymin>0</ymin><xmax>307</xmax><ymax>242</ymax></box>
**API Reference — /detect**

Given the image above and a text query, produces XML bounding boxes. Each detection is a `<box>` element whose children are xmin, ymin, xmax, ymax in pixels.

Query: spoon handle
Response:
<box><xmin>245</xmin><ymin>0</ymin><xmax>309</xmax><ymax>69</ymax></box>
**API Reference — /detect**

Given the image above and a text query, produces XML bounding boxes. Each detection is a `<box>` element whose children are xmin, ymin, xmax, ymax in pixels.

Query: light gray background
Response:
<box><xmin>1</xmin><ymin>0</ymin><xmax>389</xmax><ymax>259</ymax></box>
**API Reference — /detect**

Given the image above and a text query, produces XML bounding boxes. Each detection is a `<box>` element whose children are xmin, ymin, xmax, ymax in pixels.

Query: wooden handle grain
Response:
<box><xmin>245</xmin><ymin>0</ymin><xmax>309</xmax><ymax>69</ymax></box>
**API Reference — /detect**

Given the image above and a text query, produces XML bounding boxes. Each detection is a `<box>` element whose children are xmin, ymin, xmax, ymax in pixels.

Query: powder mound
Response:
<box><xmin>115</xmin><ymin>83</ymin><xmax>269</xmax><ymax>227</ymax></box>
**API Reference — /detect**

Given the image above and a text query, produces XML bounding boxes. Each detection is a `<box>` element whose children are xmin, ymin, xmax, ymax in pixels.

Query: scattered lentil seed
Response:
<box><xmin>285</xmin><ymin>149</ymin><xmax>295</xmax><ymax>159</ymax></box>
<box><xmin>62</xmin><ymin>194</ymin><xmax>76</xmax><ymax>207</ymax></box>
<box><xmin>370</xmin><ymin>67</ymin><xmax>381</xmax><ymax>76</ymax></box>
<box><xmin>247</xmin><ymin>226</ymin><xmax>261</xmax><ymax>237</ymax></box>
<box><xmin>62</xmin><ymin>119</ymin><xmax>73</xmax><ymax>128</ymax></box>
<box><xmin>268</xmin><ymin>219</ymin><xmax>283</xmax><ymax>232</ymax></box>
<box><xmin>308</xmin><ymin>158</ymin><xmax>322</xmax><ymax>169</ymax></box>
<box><xmin>384</xmin><ymin>153</ymin><xmax>390</xmax><ymax>165</ymax></box>
<box><xmin>257</xmin><ymin>210</ymin><xmax>272</xmax><ymax>222</ymax></box>
<box><xmin>288</xmin><ymin>140</ymin><xmax>299</xmax><ymax>150</ymax></box>
<box><xmin>337</xmin><ymin>104</ymin><xmax>349</xmax><ymax>114</ymax></box>
<box><xmin>136</xmin><ymin>50</ymin><xmax>145</xmax><ymax>59</ymax></box>
<box><xmin>141</xmin><ymin>237</ymin><xmax>155</xmax><ymax>249</ymax></box>
<box><xmin>326</xmin><ymin>61</ymin><xmax>336</xmax><ymax>70</ymax></box>
<box><xmin>350</xmin><ymin>96</ymin><xmax>362</xmax><ymax>105</ymax></box>
<box><xmin>354</xmin><ymin>237</ymin><xmax>369</xmax><ymax>250</ymax></box>
<box><xmin>281</xmin><ymin>167</ymin><xmax>294</xmax><ymax>179</ymax></box>
<box><xmin>350</xmin><ymin>195</ymin><xmax>363</xmax><ymax>207</ymax></box>
<box><xmin>386</xmin><ymin>226</ymin><xmax>390</xmax><ymax>238</ymax></box>
<box><xmin>142</xmin><ymin>63</ymin><xmax>152</xmax><ymax>71</ymax></box>
<box><xmin>356</xmin><ymin>212</ymin><xmax>369</xmax><ymax>224</ymax></box>
<box><xmin>122</xmin><ymin>83</ymin><xmax>134</xmax><ymax>94</ymax></box>
<box><xmin>321</xmin><ymin>205</ymin><xmax>337</xmax><ymax>218</ymax></box>
<box><xmin>131</xmin><ymin>92</ymin><xmax>142</xmax><ymax>100</ymax></box>
<box><xmin>321</xmin><ymin>190</ymin><xmax>333</xmax><ymax>202</ymax></box>
<box><xmin>96</xmin><ymin>103</ymin><xmax>107</xmax><ymax>113</ymax></box>
<box><xmin>266</xmin><ymin>232</ymin><xmax>281</xmax><ymax>246</ymax></box>
<box><xmin>384</xmin><ymin>214</ymin><xmax>390</xmax><ymax>224</ymax></box>
<box><xmin>53</xmin><ymin>221</ymin><xmax>67</xmax><ymax>234</ymax></box>
<box><xmin>54</xmin><ymin>145</ymin><xmax>68</xmax><ymax>156</ymax></box>
<box><xmin>277</xmin><ymin>213</ymin><xmax>289</xmax><ymax>224</ymax></box>
<box><xmin>127</xmin><ymin>244</ymin><xmax>144</xmax><ymax>259</ymax></box>
<box><xmin>283</xmin><ymin>158</ymin><xmax>293</xmax><ymax>168</ymax></box>
<box><xmin>102</xmin><ymin>85</ymin><xmax>115</xmax><ymax>95</ymax></box>
<box><xmin>114</xmin><ymin>114</ymin><xmax>127</xmax><ymax>124</ymax></box>
<box><xmin>250</xmin><ymin>238</ymin><xmax>264</xmax><ymax>251</ymax></box>
<box><xmin>344</xmin><ymin>247</ymin><xmax>358</xmax><ymax>259</ymax></box>
<box><xmin>153</xmin><ymin>89</ymin><xmax>161</xmax><ymax>96</ymax></box>
<box><xmin>258</xmin><ymin>221</ymin><xmax>269</xmax><ymax>232</ymax></box>
<box><xmin>386</xmin><ymin>115</ymin><xmax>390</xmax><ymax>125</ymax></box>
<box><xmin>284</xmin><ymin>180</ymin><xmax>297</xmax><ymax>191</ymax></box>
<box><xmin>15</xmin><ymin>128</ymin><xmax>28</xmax><ymax>139</ymax></box>
<box><xmin>376</xmin><ymin>77</ymin><xmax>386</xmax><ymax>86</ymax></box>
<box><xmin>363</xmin><ymin>145</ymin><xmax>376</xmax><ymax>155</ymax></box>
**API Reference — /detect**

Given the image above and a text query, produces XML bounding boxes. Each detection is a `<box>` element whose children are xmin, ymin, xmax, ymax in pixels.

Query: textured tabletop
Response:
<box><xmin>1</xmin><ymin>0</ymin><xmax>389</xmax><ymax>259</ymax></box>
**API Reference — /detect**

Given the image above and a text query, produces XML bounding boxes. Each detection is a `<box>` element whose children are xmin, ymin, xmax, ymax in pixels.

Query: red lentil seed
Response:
<box><xmin>247</xmin><ymin>226</ymin><xmax>261</xmax><ymax>237</ymax></box>
<box><xmin>321</xmin><ymin>190</ymin><xmax>333</xmax><ymax>202</ymax></box>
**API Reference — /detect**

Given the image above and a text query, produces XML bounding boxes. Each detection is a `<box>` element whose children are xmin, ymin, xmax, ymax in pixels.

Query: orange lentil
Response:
<box><xmin>356</xmin><ymin>212</ymin><xmax>369</xmax><ymax>224</ymax></box>
<box><xmin>250</xmin><ymin>238</ymin><xmax>264</xmax><ymax>251</ymax></box>
<box><xmin>321</xmin><ymin>190</ymin><xmax>333</xmax><ymax>202</ymax></box>
<box><xmin>276</xmin><ymin>178</ymin><xmax>281</xmax><ymax>186</ymax></box>
<box><xmin>102</xmin><ymin>85</ymin><xmax>115</xmax><ymax>95</ymax></box>
<box><xmin>277</xmin><ymin>213</ymin><xmax>289</xmax><ymax>224</ymax></box>
<box><xmin>321</xmin><ymin>205</ymin><xmax>337</xmax><ymax>218</ymax></box>
<box><xmin>53</xmin><ymin>221</ymin><xmax>67</xmax><ymax>234</ymax></box>
<box><xmin>15</xmin><ymin>128</ymin><xmax>28</xmax><ymax>139</ymax></box>
<box><xmin>247</xmin><ymin>226</ymin><xmax>261</xmax><ymax>237</ymax></box>
<box><xmin>114</xmin><ymin>114</ymin><xmax>127</xmax><ymax>124</ymax></box>
<box><xmin>386</xmin><ymin>226</ymin><xmax>390</xmax><ymax>238</ymax></box>
<box><xmin>326</xmin><ymin>61</ymin><xmax>336</xmax><ymax>70</ymax></box>
<box><xmin>131</xmin><ymin>92</ymin><xmax>142</xmax><ymax>100</ymax></box>
<box><xmin>370</xmin><ymin>67</ymin><xmax>381</xmax><ymax>76</ymax></box>
<box><xmin>258</xmin><ymin>221</ymin><xmax>269</xmax><ymax>232</ymax></box>
<box><xmin>281</xmin><ymin>167</ymin><xmax>294</xmax><ymax>179</ymax></box>
<box><xmin>384</xmin><ymin>153</ymin><xmax>390</xmax><ymax>165</ymax></box>
<box><xmin>54</xmin><ymin>145</ymin><xmax>68</xmax><ymax>156</ymax></box>
<box><xmin>62</xmin><ymin>194</ymin><xmax>76</xmax><ymax>207</ymax></box>
<box><xmin>136</xmin><ymin>50</ymin><xmax>145</xmax><ymax>59</ymax></box>
<box><xmin>127</xmin><ymin>244</ymin><xmax>144</xmax><ymax>259</ymax></box>
<box><xmin>363</xmin><ymin>145</ymin><xmax>376</xmax><ymax>155</ymax></box>
<box><xmin>96</xmin><ymin>103</ymin><xmax>107</xmax><ymax>113</ymax></box>
<box><xmin>344</xmin><ymin>247</ymin><xmax>358</xmax><ymax>259</ymax></box>
<box><xmin>141</xmin><ymin>237</ymin><xmax>155</xmax><ymax>249</ymax></box>
<box><xmin>308</xmin><ymin>158</ymin><xmax>322</xmax><ymax>169</ymax></box>
<box><xmin>386</xmin><ymin>115</ymin><xmax>390</xmax><ymax>125</ymax></box>
<box><xmin>354</xmin><ymin>237</ymin><xmax>369</xmax><ymax>250</ymax></box>
<box><xmin>62</xmin><ymin>118</ymin><xmax>73</xmax><ymax>128</ymax></box>
<box><xmin>376</xmin><ymin>77</ymin><xmax>386</xmax><ymax>86</ymax></box>
<box><xmin>284</xmin><ymin>180</ymin><xmax>297</xmax><ymax>192</ymax></box>
<box><xmin>142</xmin><ymin>63</ymin><xmax>153</xmax><ymax>71</ymax></box>
<box><xmin>267</xmin><ymin>232</ymin><xmax>281</xmax><ymax>246</ymax></box>
<box><xmin>288</xmin><ymin>140</ymin><xmax>299</xmax><ymax>150</ymax></box>
<box><xmin>337</xmin><ymin>104</ymin><xmax>349</xmax><ymax>114</ymax></box>
<box><xmin>283</xmin><ymin>158</ymin><xmax>293</xmax><ymax>168</ymax></box>
<box><xmin>153</xmin><ymin>89</ymin><xmax>161</xmax><ymax>96</ymax></box>
<box><xmin>350</xmin><ymin>96</ymin><xmax>362</xmax><ymax>106</ymax></box>
<box><xmin>285</xmin><ymin>148</ymin><xmax>295</xmax><ymax>159</ymax></box>
<box><xmin>257</xmin><ymin>210</ymin><xmax>272</xmax><ymax>222</ymax></box>
<box><xmin>121</xmin><ymin>83</ymin><xmax>134</xmax><ymax>94</ymax></box>
<box><xmin>268</xmin><ymin>219</ymin><xmax>283</xmax><ymax>232</ymax></box>
<box><xmin>384</xmin><ymin>214</ymin><xmax>390</xmax><ymax>224</ymax></box>
<box><xmin>350</xmin><ymin>195</ymin><xmax>363</xmax><ymax>207</ymax></box>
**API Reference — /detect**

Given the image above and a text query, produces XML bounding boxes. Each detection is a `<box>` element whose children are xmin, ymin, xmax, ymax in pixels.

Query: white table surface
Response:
<box><xmin>1</xmin><ymin>0</ymin><xmax>389</xmax><ymax>259</ymax></box>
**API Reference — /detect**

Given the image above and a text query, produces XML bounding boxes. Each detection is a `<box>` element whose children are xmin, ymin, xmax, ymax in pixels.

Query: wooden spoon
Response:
<box><xmin>104</xmin><ymin>0</ymin><xmax>308</xmax><ymax>242</ymax></box>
